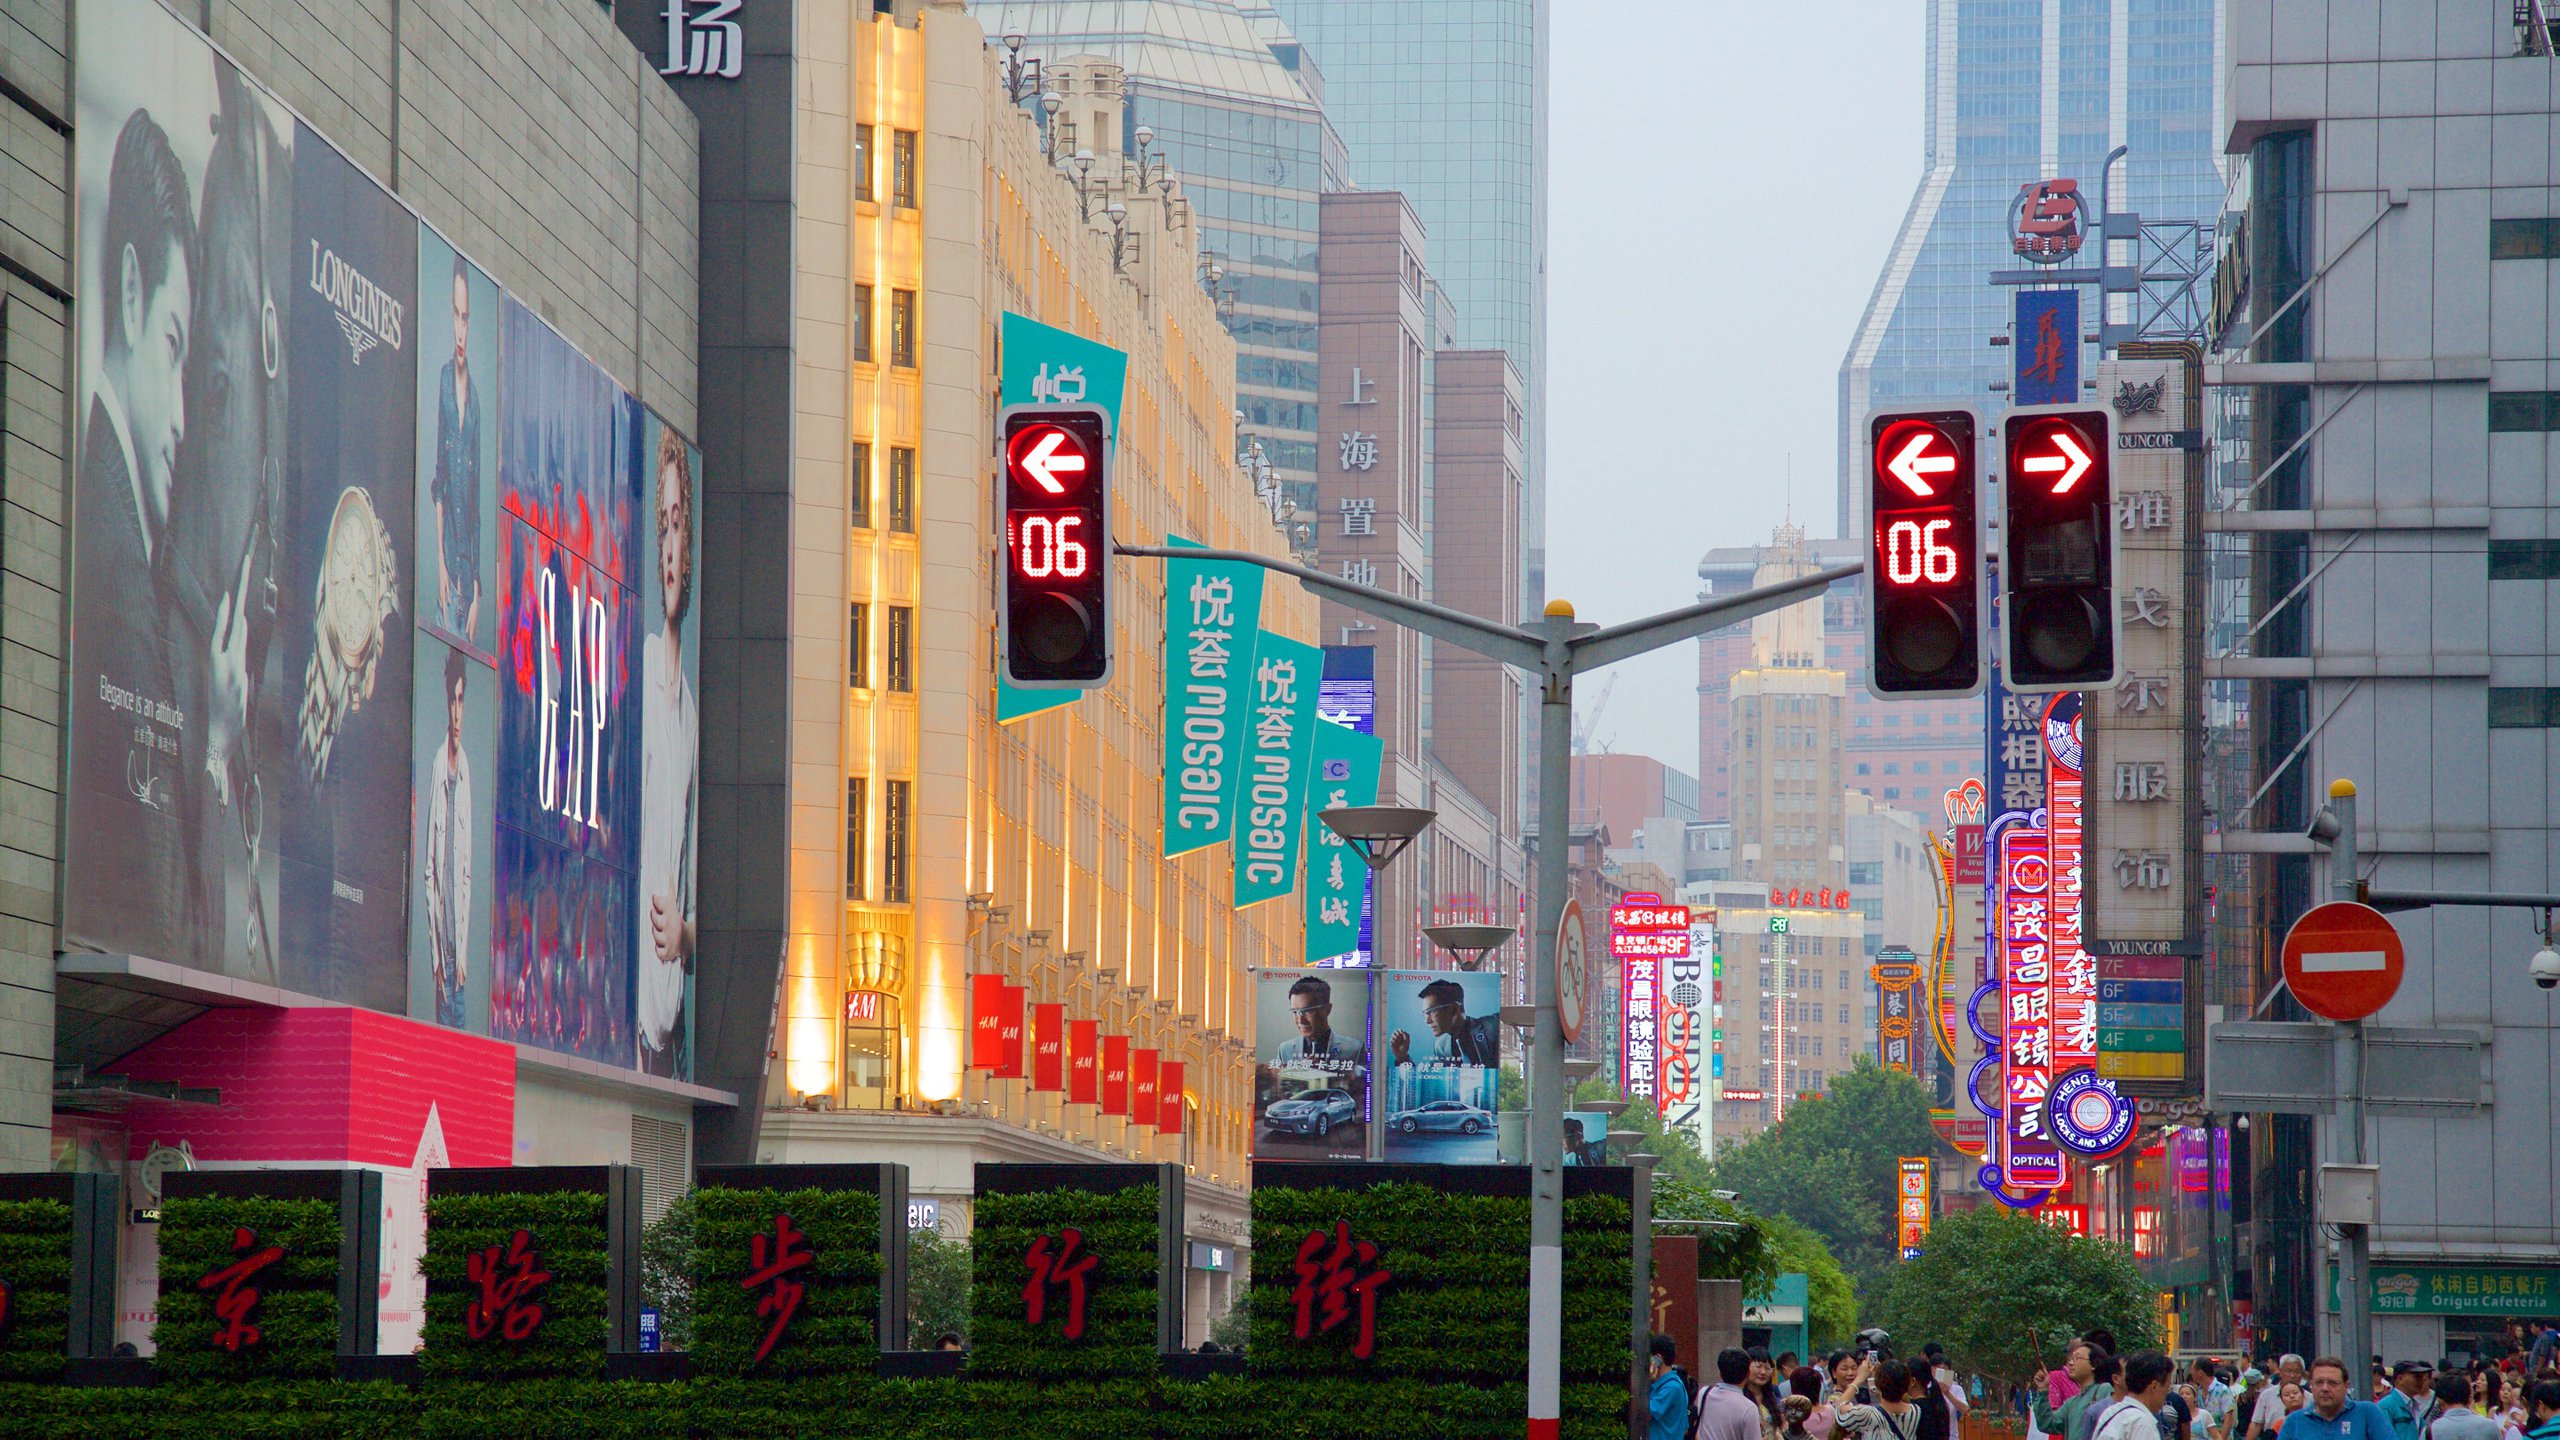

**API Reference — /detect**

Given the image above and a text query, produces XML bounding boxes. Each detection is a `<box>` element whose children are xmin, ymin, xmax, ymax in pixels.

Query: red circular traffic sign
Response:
<box><xmin>2280</xmin><ymin>901</ymin><xmax>2405</xmax><ymax>1022</ymax></box>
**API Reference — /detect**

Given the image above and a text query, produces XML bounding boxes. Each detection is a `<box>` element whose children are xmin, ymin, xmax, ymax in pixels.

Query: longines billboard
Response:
<box><xmin>65</xmin><ymin>0</ymin><xmax>702</xmax><ymax>1078</ymax></box>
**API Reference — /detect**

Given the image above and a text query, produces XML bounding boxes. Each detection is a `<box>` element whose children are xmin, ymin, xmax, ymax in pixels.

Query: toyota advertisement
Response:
<box><xmin>1254</xmin><ymin>967</ymin><xmax>1371</xmax><ymax>1161</ymax></box>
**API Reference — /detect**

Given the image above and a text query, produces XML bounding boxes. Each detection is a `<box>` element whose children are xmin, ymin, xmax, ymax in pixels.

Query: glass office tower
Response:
<box><xmin>1837</xmin><ymin>0</ymin><xmax>2223</xmax><ymax>534</ymax></box>
<box><xmin>1267</xmin><ymin>0</ymin><xmax>1548</xmax><ymax>607</ymax></box>
<box><xmin>973</xmin><ymin>0</ymin><xmax>1348</xmax><ymax>530</ymax></box>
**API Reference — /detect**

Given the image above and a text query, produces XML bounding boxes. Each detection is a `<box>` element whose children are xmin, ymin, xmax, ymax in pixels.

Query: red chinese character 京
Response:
<box><xmin>1022</xmin><ymin>1227</ymin><xmax>1100</xmax><ymax>1340</ymax></box>
<box><xmin>739</xmin><ymin>1213</ymin><xmax>815</xmax><ymax>1365</ymax></box>
<box><xmin>464</xmin><ymin>1228</ymin><xmax>553</xmax><ymax>1342</ymax></box>
<box><xmin>1292</xmin><ymin>1221</ymin><xmax>1392</xmax><ymax>1360</ymax></box>
<box><xmin>196</xmin><ymin>1226</ymin><xmax>286</xmax><ymax>1352</ymax></box>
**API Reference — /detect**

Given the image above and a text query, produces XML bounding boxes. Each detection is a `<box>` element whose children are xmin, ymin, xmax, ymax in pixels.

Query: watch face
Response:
<box><xmin>320</xmin><ymin>487</ymin><xmax>393</xmax><ymax>664</ymax></box>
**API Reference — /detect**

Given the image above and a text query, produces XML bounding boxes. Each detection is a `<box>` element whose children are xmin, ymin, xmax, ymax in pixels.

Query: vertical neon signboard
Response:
<box><xmin>1998</xmin><ymin>829</ymin><xmax>2063</xmax><ymax>1191</ymax></box>
<box><xmin>2044</xmin><ymin>693</ymin><xmax>2097</xmax><ymax>1081</ymax></box>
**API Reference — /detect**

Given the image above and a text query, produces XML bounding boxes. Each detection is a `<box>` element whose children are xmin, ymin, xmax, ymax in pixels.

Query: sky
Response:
<box><xmin>1545</xmin><ymin>2</ymin><xmax>1928</xmax><ymax>777</ymax></box>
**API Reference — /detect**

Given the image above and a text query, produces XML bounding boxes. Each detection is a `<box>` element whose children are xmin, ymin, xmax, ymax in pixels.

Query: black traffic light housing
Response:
<box><xmin>1999</xmin><ymin>404</ymin><xmax>2117</xmax><ymax>693</ymax></box>
<box><xmin>1863</xmin><ymin>404</ymin><xmax>1984</xmax><ymax>699</ymax></box>
<box><xmin>999</xmin><ymin>402</ymin><xmax>1113</xmax><ymax>687</ymax></box>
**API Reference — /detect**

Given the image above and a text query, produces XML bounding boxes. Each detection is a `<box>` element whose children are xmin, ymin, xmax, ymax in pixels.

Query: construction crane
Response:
<box><xmin>1570</xmin><ymin>674</ymin><xmax>1618</xmax><ymax>756</ymax></box>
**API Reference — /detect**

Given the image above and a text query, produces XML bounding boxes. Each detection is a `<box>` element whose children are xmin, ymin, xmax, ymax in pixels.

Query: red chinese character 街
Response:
<box><xmin>196</xmin><ymin>1226</ymin><xmax>286</xmax><ymax>1352</ymax></box>
<box><xmin>1021</xmin><ymin>1227</ymin><xmax>1100</xmax><ymax>1340</ymax></box>
<box><xmin>464</xmin><ymin>1228</ymin><xmax>553</xmax><ymax>1342</ymax></box>
<box><xmin>739</xmin><ymin>1213</ymin><xmax>815</xmax><ymax>1366</ymax></box>
<box><xmin>1292</xmin><ymin>1221</ymin><xmax>1393</xmax><ymax>1360</ymax></box>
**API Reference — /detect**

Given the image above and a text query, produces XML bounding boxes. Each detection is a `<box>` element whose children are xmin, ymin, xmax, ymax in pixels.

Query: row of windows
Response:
<box><xmin>1855</xmin><ymin>760</ymin><xmax>1962</xmax><ymax>776</ymax></box>
<box><xmin>844</xmin><ymin>776</ymin><xmax>913</xmax><ymax>903</ymax></box>
<box><xmin>2489</xmin><ymin>688</ymin><xmax>2560</xmax><ymax>728</ymax></box>
<box><xmin>2491</xmin><ymin>218</ymin><xmax>2560</xmax><ymax>259</ymax></box>
<box><xmin>1847</xmin><ymin>712</ymin><xmax>1976</xmax><ymax>728</ymax></box>
<box><xmin>847</xmin><ymin>443</ymin><xmax>917</xmax><ymax>533</ymax></box>
<box><xmin>852</xmin><ymin>286</ymin><xmax>918</xmax><ymax>368</ymax></box>
<box><xmin>852</xmin><ymin>125</ymin><xmax>919</xmax><ymax>209</ymax></box>
<box><xmin>2490</xmin><ymin>539</ymin><xmax>2560</xmax><ymax>580</ymax></box>
<box><xmin>849</xmin><ymin>603</ymin><xmax>915</xmax><ymax>693</ymax></box>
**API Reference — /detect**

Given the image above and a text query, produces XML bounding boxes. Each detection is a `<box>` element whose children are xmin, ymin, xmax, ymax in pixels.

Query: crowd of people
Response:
<box><xmin>1644</xmin><ymin>1323</ymin><xmax>2560</xmax><ymax>1440</ymax></box>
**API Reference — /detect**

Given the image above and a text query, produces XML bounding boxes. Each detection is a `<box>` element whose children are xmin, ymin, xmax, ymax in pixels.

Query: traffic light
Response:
<box><xmin>1000</xmin><ymin>402</ymin><xmax>1112</xmax><ymax>687</ymax></box>
<box><xmin>1999</xmin><ymin>404</ymin><xmax>2116</xmax><ymax>693</ymax></box>
<box><xmin>1864</xmin><ymin>405</ymin><xmax>1984</xmax><ymax>699</ymax></box>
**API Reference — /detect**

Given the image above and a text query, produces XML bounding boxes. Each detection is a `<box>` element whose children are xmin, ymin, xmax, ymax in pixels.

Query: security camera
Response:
<box><xmin>2531</xmin><ymin>945</ymin><xmax>2560</xmax><ymax>991</ymax></box>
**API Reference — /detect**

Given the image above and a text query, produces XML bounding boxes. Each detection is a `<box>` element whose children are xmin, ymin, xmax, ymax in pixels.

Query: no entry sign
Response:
<box><xmin>2281</xmin><ymin>901</ymin><xmax>2405</xmax><ymax>1022</ymax></box>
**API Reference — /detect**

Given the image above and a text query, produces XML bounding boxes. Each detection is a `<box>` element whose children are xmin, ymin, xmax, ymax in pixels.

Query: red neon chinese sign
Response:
<box><xmin>1291</xmin><ymin>1222</ymin><xmax>1392</xmax><ymax>1361</ymax></box>
<box><xmin>196</xmin><ymin>1226</ymin><xmax>286</xmax><ymax>1352</ymax></box>
<box><xmin>1022</xmin><ymin>1228</ymin><xmax>1100</xmax><ymax>1340</ymax></box>
<box><xmin>740</xmin><ymin>1213</ymin><xmax>815</xmax><ymax>1367</ymax></box>
<box><xmin>464</xmin><ymin>1228</ymin><xmax>553</xmax><ymax>1342</ymax></box>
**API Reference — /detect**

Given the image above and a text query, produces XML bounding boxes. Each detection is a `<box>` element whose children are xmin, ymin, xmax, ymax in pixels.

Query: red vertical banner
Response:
<box><xmin>1100</xmin><ymin>1035</ymin><xmax>1130</xmax><ymax>1116</ymax></box>
<box><xmin>1158</xmin><ymin>1061</ymin><xmax>1186</xmax><ymax>1133</ymax></box>
<box><xmin>971</xmin><ymin>974</ymin><xmax>1007</xmax><ymax>1070</ymax></box>
<box><xmin>1130</xmin><ymin>1049</ymin><xmax>1159</xmax><ymax>1128</ymax></box>
<box><xmin>1031</xmin><ymin>1004</ymin><xmax>1065</xmax><ymax>1092</ymax></box>
<box><xmin>993</xmin><ymin>985</ymin><xmax>1028</xmax><ymax>1079</ymax></box>
<box><xmin>1067</xmin><ymin>1019</ymin><xmax>1100</xmax><ymax>1104</ymax></box>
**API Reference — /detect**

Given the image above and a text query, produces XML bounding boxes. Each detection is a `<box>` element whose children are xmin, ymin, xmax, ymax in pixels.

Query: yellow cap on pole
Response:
<box><xmin>2329</xmin><ymin>778</ymin><xmax>2357</xmax><ymax>798</ymax></box>
<box><xmin>1544</xmin><ymin>599</ymin><xmax>1575</xmax><ymax>619</ymax></box>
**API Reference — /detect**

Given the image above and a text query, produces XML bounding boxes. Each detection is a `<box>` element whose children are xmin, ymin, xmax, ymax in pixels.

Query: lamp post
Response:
<box><xmin>1000</xmin><ymin>32</ymin><xmax>1042</xmax><ymax>104</ymax></box>
<box><xmin>1116</xmin><ymin>538</ymin><xmax>1856</xmax><ymax>1439</ymax></box>
<box><xmin>1424</xmin><ymin>922</ymin><xmax>1516</xmax><ymax>972</ymax></box>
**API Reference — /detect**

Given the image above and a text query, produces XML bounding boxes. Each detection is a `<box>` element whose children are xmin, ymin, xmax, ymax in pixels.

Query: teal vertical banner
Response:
<box><xmin>1162</xmin><ymin>535</ymin><xmax>1266</xmax><ymax>857</ymax></box>
<box><xmin>995</xmin><ymin>312</ymin><xmax>1130</xmax><ymax>724</ymax></box>
<box><xmin>1230</xmin><ymin>632</ymin><xmax>1323</xmax><ymax>909</ymax></box>
<box><xmin>1302</xmin><ymin>718</ymin><xmax>1383</xmax><ymax>963</ymax></box>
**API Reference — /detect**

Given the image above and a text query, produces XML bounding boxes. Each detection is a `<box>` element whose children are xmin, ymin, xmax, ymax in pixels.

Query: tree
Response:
<box><xmin>640</xmin><ymin>1192</ymin><xmax>696</xmax><ymax>1349</ymax></box>
<box><xmin>1865</xmin><ymin>1205</ymin><xmax>2157</xmax><ymax>1386</ymax></box>
<box><xmin>1708</xmin><ymin>1058</ymin><xmax>1939</xmax><ymax>1283</ymax></box>
<box><xmin>1652</xmin><ymin>1177</ymin><xmax>1778</xmax><ymax>1296</ymax></box>
<box><xmin>909</xmin><ymin>1225</ymin><xmax>972</xmax><ymax>1345</ymax></box>
<box><xmin>1761</xmin><ymin>1212</ymin><xmax>1860</xmax><ymax>1351</ymax></box>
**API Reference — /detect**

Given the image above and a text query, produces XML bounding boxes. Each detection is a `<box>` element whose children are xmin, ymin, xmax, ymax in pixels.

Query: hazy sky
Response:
<box><xmin>1545</xmin><ymin>2</ymin><xmax>1927</xmax><ymax>776</ymax></box>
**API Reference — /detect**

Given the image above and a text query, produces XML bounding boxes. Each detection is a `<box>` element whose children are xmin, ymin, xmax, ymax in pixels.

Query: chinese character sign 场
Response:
<box><xmin>464</xmin><ymin>1228</ymin><xmax>554</xmax><ymax>1342</ymax></box>
<box><xmin>739</xmin><ymin>1213</ymin><xmax>815</xmax><ymax>1367</ymax></box>
<box><xmin>1022</xmin><ymin>1228</ymin><xmax>1100</xmax><ymax>1340</ymax></box>
<box><xmin>659</xmin><ymin>0</ymin><xmax>743</xmax><ymax>79</ymax></box>
<box><xmin>197</xmin><ymin>1226</ymin><xmax>287</xmax><ymax>1353</ymax></box>
<box><xmin>1292</xmin><ymin>1222</ymin><xmax>1392</xmax><ymax>1361</ymax></box>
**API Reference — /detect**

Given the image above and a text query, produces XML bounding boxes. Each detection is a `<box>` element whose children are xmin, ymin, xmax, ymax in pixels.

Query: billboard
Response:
<box><xmin>1659</xmin><ymin>911</ymin><xmax>1711</xmax><ymax>1140</ymax></box>
<box><xmin>1612</xmin><ymin>894</ymin><xmax>1685</xmax><ymax>1103</ymax></box>
<box><xmin>1377</xmin><ymin>970</ymin><xmax>1501</xmax><ymax>1163</ymax></box>
<box><xmin>64</xmin><ymin>0</ymin><xmax>700</xmax><ymax>1077</ymax></box>
<box><xmin>1253</xmin><ymin>967</ymin><xmax>1369</xmax><ymax>1162</ymax></box>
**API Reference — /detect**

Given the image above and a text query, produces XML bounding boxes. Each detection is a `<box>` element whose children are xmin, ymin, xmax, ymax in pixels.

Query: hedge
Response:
<box><xmin>0</xmin><ymin>1200</ymin><xmax>74</xmax><ymax>1383</ymax></box>
<box><xmin>686</xmin><ymin>1184</ymin><xmax>881</xmax><ymax>1377</ymax></box>
<box><xmin>421</xmin><ymin>1189</ymin><xmax>612</xmax><ymax>1380</ymax></box>
<box><xmin>151</xmin><ymin>1193</ymin><xmax>344</xmax><ymax>1381</ymax></box>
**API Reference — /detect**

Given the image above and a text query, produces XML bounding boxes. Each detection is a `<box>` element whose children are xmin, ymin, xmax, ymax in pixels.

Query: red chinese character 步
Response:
<box><xmin>1022</xmin><ymin>1227</ymin><xmax>1100</xmax><ymax>1340</ymax></box>
<box><xmin>739</xmin><ymin>1212</ymin><xmax>815</xmax><ymax>1366</ymax></box>
<box><xmin>1291</xmin><ymin>1221</ymin><xmax>1393</xmax><ymax>1360</ymax></box>
<box><xmin>464</xmin><ymin>1228</ymin><xmax>553</xmax><ymax>1342</ymax></box>
<box><xmin>196</xmin><ymin>1226</ymin><xmax>285</xmax><ymax>1352</ymax></box>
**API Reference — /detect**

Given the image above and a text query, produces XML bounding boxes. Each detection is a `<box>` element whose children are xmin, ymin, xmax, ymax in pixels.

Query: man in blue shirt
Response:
<box><xmin>2279</xmin><ymin>1357</ymin><xmax>2395</xmax><ymax>1440</ymax></box>
<box><xmin>1649</xmin><ymin>1334</ymin><xmax>1693</xmax><ymax>1440</ymax></box>
<box><xmin>2375</xmin><ymin>1361</ymin><xmax>2435</xmax><ymax>1440</ymax></box>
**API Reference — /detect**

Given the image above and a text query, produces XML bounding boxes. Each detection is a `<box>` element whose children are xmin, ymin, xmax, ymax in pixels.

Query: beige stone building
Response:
<box><xmin>1726</xmin><ymin>525</ymin><xmax>1850</xmax><ymax>893</ymax></box>
<box><xmin>756</xmin><ymin>4</ymin><xmax>1310</xmax><ymax>1336</ymax></box>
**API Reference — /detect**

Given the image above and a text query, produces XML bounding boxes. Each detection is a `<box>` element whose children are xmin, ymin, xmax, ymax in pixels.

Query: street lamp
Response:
<box><xmin>1039</xmin><ymin>91</ymin><xmax>1064</xmax><ymax>162</ymax></box>
<box><xmin>1000</xmin><ymin>33</ymin><xmax>1042</xmax><ymax>104</ymax></box>
<box><xmin>1423</xmin><ymin>922</ymin><xmax>1515</xmax><ymax>971</ymax></box>
<box><xmin>1318</xmin><ymin>805</ymin><xmax>1435</xmax><ymax>872</ymax></box>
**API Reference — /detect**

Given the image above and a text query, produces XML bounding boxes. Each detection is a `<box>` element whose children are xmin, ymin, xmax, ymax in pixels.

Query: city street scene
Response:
<box><xmin>3</xmin><ymin>0</ymin><xmax>2560</xmax><ymax>1436</ymax></box>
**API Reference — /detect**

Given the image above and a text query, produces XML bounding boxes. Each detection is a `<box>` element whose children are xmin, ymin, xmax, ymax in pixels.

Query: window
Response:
<box><xmin>854</xmin><ymin>285</ymin><xmax>874</xmax><ymax>364</ymax></box>
<box><xmin>889</xmin><ymin>447</ymin><xmax>916</xmax><ymax>532</ymax></box>
<box><xmin>1912</xmin><ymin>761</ymin><xmax>1931</xmax><ymax>774</ymax></box>
<box><xmin>2491</xmin><ymin>216</ymin><xmax>2560</xmax><ymax>259</ymax></box>
<box><xmin>1848</xmin><ymin>861</ymin><xmax>1882</xmax><ymax>884</ymax></box>
<box><xmin>891</xmin><ymin>129</ymin><xmax>918</xmax><ymax>208</ymax></box>
<box><xmin>1884</xmin><ymin>787</ymin><xmax>1901</xmax><ymax>799</ymax></box>
<box><xmin>2489</xmin><ymin>688</ymin><xmax>2560</xmax><ymax>727</ymax></box>
<box><xmin>2490</xmin><ymin>539</ymin><xmax>2560</xmax><ymax>579</ymax></box>
<box><xmin>849</xmin><ymin>442</ymin><xmax>872</xmax><ymax>528</ymax></box>
<box><xmin>890</xmin><ymin>289</ymin><xmax>917</xmax><ymax>368</ymax></box>
<box><xmin>1809</xmin><ymin>1037</ymin><xmax>1825</xmax><ymax>1057</ymax></box>
<box><xmin>845</xmin><ymin>777</ymin><xmax>867</xmax><ymax>898</ymax></box>
<box><xmin>1837</xmin><ymin>1004</ymin><xmax>1851</xmax><ymax>1025</ymax></box>
<box><xmin>1808</xmin><ymin>969</ymin><xmax>1824</xmax><ymax>990</ymax></box>
<box><xmin>848</xmin><ymin>603</ymin><xmax>869</xmax><ymax>688</ymax></box>
<box><xmin>883</xmin><ymin>780</ymin><xmax>911</xmax><ymax>903</ymax></box>
<box><xmin>855</xmin><ymin>125</ymin><xmax>875</xmax><ymax>202</ymax></box>
<box><xmin>887</xmin><ymin>606</ymin><xmax>914</xmax><ymax>692</ymax></box>
<box><xmin>1883</xmin><ymin>763</ymin><xmax>1900</xmax><ymax>775</ymax></box>
<box><xmin>2489</xmin><ymin>391</ymin><xmax>2560</xmax><ymax>431</ymax></box>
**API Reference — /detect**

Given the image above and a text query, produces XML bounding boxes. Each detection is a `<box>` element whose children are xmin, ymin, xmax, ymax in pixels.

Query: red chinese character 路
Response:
<box><xmin>464</xmin><ymin>1227</ymin><xmax>553</xmax><ymax>1342</ymax></box>
<box><xmin>1022</xmin><ymin>1227</ymin><xmax>1100</xmax><ymax>1340</ymax></box>
<box><xmin>1292</xmin><ymin>1221</ymin><xmax>1392</xmax><ymax>1360</ymax></box>
<box><xmin>196</xmin><ymin>1226</ymin><xmax>285</xmax><ymax>1352</ymax></box>
<box><xmin>739</xmin><ymin>1213</ymin><xmax>814</xmax><ymax>1365</ymax></box>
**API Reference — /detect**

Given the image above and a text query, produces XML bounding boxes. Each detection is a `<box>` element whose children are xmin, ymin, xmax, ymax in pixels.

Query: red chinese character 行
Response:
<box><xmin>739</xmin><ymin>1213</ymin><xmax>815</xmax><ymax>1366</ymax></box>
<box><xmin>1022</xmin><ymin>1227</ymin><xmax>1100</xmax><ymax>1340</ymax></box>
<box><xmin>464</xmin><ymin>1228</ymin><xmax>553</xmax><ymax>1342</ymax></box>
<box><xmin>196</xmin><ymin>1226</ymin><xmax>285</xmax><ymax>1352</ymax></box>
<box><xmin>1291</xmin><ymin>1221</ymin><xmax>1393</xmax><ymax>1360</ymax></box>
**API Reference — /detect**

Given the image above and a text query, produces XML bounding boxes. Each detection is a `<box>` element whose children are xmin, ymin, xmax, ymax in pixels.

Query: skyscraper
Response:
<box><xmin>1837</xmin><ymin>0</ymin><xmax>2224</xmax><ymax>535</ymax></box>
<box><xmin>973</xmin><ymin>0</ymin><xmax>1348</xmax><ymax>535</ymax></box>
<box><xmin>1267</xmin><ymin>0</ymin><xmax>1549</xmax><ymax>609</ymax></box>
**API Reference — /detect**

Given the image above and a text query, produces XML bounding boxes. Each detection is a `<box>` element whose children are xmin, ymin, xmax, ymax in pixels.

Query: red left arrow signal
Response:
<box><xmin>2018</xmin><ymin>423</ymin><xmax>2093</xmax><ymax>494</ymax></box>
<box><xmin>1009</xmin><ymin>425</ymin><xmax>1090</xmax><ymax>495</ymax></box>
<box><xmin>1884</xmin><ymin>427</ymin><xmax>1958</xmax><ymax>497</ymax></box>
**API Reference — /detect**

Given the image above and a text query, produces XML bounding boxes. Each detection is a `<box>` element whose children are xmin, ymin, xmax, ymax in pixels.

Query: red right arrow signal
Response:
<box><xmin>2018</xmin><ymin>423</ymin><xmax>2093</xmax><ymax>494</ymax></box>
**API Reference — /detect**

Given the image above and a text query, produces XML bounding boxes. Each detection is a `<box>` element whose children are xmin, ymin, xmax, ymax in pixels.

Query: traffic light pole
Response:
<box><xmin>1117</xmin><ymin>541</ymin><xmax>1861</xmax><ymax>1436</ymax></box>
